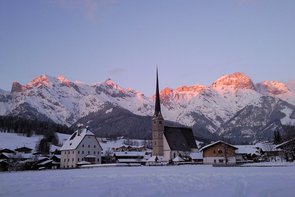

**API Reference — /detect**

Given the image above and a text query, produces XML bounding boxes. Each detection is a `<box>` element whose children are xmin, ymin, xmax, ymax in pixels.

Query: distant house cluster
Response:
<box><xmin>0</xmin><ymin>146</ymin><xmax>61</xmax><ymax>171</ymax></box>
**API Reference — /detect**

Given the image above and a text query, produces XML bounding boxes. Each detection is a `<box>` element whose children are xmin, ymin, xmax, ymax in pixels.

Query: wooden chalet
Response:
<box><xmin>200</xmin><ymin>140</ymin><xmax>238</xmax><ymax>165</ymax></box>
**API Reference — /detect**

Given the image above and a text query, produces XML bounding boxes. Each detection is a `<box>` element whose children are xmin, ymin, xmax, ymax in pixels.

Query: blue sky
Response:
<box><xmin>0</xmin><ymin>0</ymin><xmax>294</xmax><ymax>96</ymax></box>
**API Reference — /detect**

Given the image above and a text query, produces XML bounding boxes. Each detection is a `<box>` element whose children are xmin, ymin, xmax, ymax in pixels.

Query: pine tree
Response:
<box><xmin>274</xmin><ymin>130</ymin><xmax>282</xmax><ymax>145</ymax></box>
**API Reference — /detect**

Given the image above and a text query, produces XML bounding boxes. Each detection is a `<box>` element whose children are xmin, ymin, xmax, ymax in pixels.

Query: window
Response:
<box><xmin>88</xmin><ymin>151</ymin><xmax>90</xmax><ymax>154</ymax></box>
<box><xmin>214</xmin><ymin>159</ymin><xmax>216</xmax><ymax>163</ymax></box>
<box><xmin>97</xmin><ymin>158</ymin><xmax>99</xmax><ymax>162</ymax></box>
<box><xmin>78</xmin><ymin>151</ymin><xmax>80</xmax><ymax>154</ymax></box>
<box><xmin>88</xmin><ymin>145</ymin><xmax>90</xmax><ymax>148</ymax></box>
<box><xmin>72</xmin><ymin>151</ymin><xmax>74</xmax><ymax>154</ymax></box>
<box><xmin>218</xmin><ymin>149</ymin><xmax>223</xmax><ymax>154</ymax></box>
<box><xmin>64</xmin><ymin>159</ymin><xmax>66</xmax><ymax>162</ymax></box>
<box><xmin>82</xmin><ymin>144</ymin><xmax>84</xmax><ymax>147</ymax></box>
<box><xmin>68</xmin><ymin>159</ymin><xmax>69</xmax><ymax>162</ymax></box>
<box><xmin>94</xmin><ymin>145</ymin><xmax>96</xmax><ymax>148</ymax></box>
<box><xmin>213</xmin><ymin>150</ymin><xmax>216</xmax><ymax>154</ymax></box>
<box><xmin>94</xmin><ymin>151</ymin><xmax>96</xmax><ymax>154</ymax></box>
<box><xmin>78</xmin><ymin>158</ymin><xmax>80</xmax><ymax>162</ymax></box>
<box><xmin>219</xmin><ymin>159</ymin><xmax>224</xmax><ymax>163</ymax></box>
<box><xmin>82</xmin><ymin>151</ymin><xmax>84</xmax><ymax>154</ymax></box>
<box><xmin>72</xmin><ymin>158</ymin><xmax>74</xmax><ymax>161</ymax></box>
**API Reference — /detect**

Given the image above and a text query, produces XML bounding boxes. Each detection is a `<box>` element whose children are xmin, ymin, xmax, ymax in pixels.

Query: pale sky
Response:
<box><xmin>0</xmin><ymin>0</ymin><xmax>294</xmax><ymax>96</ymax></box>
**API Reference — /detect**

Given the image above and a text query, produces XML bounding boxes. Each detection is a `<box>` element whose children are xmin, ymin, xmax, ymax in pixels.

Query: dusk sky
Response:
<box><xmin>0</xmin><ymin>0</ymin><xmax>294</xmax><ymax>96</ymax></box>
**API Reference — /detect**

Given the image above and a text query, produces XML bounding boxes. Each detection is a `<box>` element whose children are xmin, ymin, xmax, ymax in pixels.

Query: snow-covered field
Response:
<box><xmin>0</xmin><ymin>132</ymin><xmax>70</xmax><ymax>151</ymax></box>
<box><xmin>1</xmin><ymin>165</ymin><xmax>295</xmax><ymax>197</ymax></box>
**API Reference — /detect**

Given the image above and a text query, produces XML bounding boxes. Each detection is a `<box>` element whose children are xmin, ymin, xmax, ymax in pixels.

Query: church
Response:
<box><xmin>151</xmin><ymin>70</ymin><xmax>198</xmax><ymax>162</ymax></box>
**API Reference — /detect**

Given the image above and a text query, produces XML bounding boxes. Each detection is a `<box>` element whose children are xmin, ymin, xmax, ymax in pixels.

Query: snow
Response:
<box><xmin>235</xmin><ymin>145</ymin><xmax>260</xmax><ymax>155</ymax></box>
<box><xmin>280</xmin><ymin>106</ymin><xmax>295</xmax><ymax>125</ymax></box>
<box><xmin>60</xmin><ymin>129</ymin><xmax>95</xmax><ymax>151</ymax></box>
<box><xmin>0</xmin><ymin>132</ymin><xmax>68</xmax><ymax>151</ymax></box>
<box><xmin>105</xmin><ymin>108</ymin><xmax>113</xmax><ymax>114</ymax></box>
<box><xmin>1</xmin><ymin>165</ymin><xmax>295</xmax><ymax>197</ymax></box>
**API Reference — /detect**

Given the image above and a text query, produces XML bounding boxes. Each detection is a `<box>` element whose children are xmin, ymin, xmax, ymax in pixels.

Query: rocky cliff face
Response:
<box><xmin>1</xmin><ymin>72</ymin><xmax>295</xmax><ymax>143</ymax></box>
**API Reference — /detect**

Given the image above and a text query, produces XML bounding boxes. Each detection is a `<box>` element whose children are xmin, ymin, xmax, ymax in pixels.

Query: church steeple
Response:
<box><xmin>152</xmin><ymin>68</ymin><xmax>164</xmax><ymax>157</ymax></box>
<box><xmin>154</xmin><ymin>68</ymin><xmax>161</xmax><ymax>116</ymax></box>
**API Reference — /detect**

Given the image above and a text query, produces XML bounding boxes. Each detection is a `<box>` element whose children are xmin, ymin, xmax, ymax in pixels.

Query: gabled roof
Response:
<box><xmin>164</xmin><ymin>126</ymin><xmax>198</xmax><ymax>151</ymax></box>
<box><xmin>172</xmin><ymin>156</ymin><xmax>184</xmax><ymax>162</ymax></box>
<box><xmin>60</xmin><ymin>128</ymin><xmax>101</xmax><ymax>151</ymax></box>
<box><xmin>0</xmin><ymin>148</ymin><xmax>15</xmax><ymax>154</ymax></box>
<box><xmin>199</xmin><ymin>140</ymin><xmax>238</xmax><ymax>152</ymax></box>
<box><xmin>15</xmin><ymin>146</ymin><xmax>32</xmax><ymax>153</ymax></box>
<box><xmin>276</xmin><ymin>137</ymin><xmax>295</xmax><ymax>149</ymax></box>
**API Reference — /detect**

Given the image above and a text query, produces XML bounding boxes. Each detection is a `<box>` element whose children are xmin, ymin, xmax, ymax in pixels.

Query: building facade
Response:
<box><xmin>200</xmin><ymin>141</ymin><xmax>237</xmax><ymax>165</ymax></box>
<box><xmin>60</xmin><ymin>128</ymin><xmax>102</xmax><ymax>168</ymax></box>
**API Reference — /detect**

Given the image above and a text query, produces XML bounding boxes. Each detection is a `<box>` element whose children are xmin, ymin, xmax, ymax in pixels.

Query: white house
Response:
<box><xmin>60</xmin><ymin>128</ymin><xmax>102</xmax><ymax>168</ymax></box>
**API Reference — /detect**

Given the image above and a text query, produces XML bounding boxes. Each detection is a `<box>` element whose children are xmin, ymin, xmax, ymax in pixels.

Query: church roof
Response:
<box><xmin>164</xmin><ymin>126</ymin><xmax>198</xmax><ymax>151</ymax></box>
<box><xmin>154</xmin><ymin>68</ymin><xmax>161</xmax><ymax>116</ymax></box>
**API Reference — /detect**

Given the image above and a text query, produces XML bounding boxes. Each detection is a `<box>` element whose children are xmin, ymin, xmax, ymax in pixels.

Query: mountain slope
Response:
<box><xmin>0</xmin><ymin>75</ymin><xmax>153</xmax><ymax>126</ymax></box>
<box><xmin>1</xmin><ymin>72</ymin><xmax>295</xmax><ymax>143</ymax></box>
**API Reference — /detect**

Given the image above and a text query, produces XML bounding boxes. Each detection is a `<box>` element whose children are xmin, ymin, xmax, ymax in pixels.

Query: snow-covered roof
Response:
<box><xmin>276</xmin><ymin>138</ymin><xmax>295</xmax><ymax>149</ymax></box>
<box><xmin>235</xmin><ymin>145</ymin><xmax>259</xmax><ymax>155</ymax></box>
<box><xmin>147</xmin><ymin>156</ymin><xmax>164</xmax><ymax>162</ymax></box>
<box><xmin>38</xmin><ymin>159</ymin><xmax>53</xmax><ymax>166</ymax></box>
<box><xmin>77</xmin><ymin>161</ymin><xmax>91</xmax><ymax>165</ymax></box>
<box><xmin>199</xmin><ymin>140</ymin><xmax>238</xmax><ymax>152</ymax></box>
<box><xmin>172</xmin><ymin>156</ymin><xmax>184</xmax><ymax>162</ymax></box>
<box><xmin>60</xmin><ymin>128</ymin><xmax>97</xmax><ymax>151</ymax></box>
<box><xmin>190</xmin><ymin>151</ymin><xmax>203</xmax><ymax>160</ymax></box>
<box><xmin>254</xmin><ymin>142</ymin><xmax>276</xmax><ymax>152</ymax></box>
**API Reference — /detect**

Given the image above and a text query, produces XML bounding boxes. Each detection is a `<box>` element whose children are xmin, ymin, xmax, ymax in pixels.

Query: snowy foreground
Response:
<box><xmin>1</xmin><ymin>165</ymin><xmax>295</xmax><ymax>197</ymax></box>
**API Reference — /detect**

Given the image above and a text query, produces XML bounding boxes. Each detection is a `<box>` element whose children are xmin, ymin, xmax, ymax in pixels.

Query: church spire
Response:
<box><xmin>154</xmin><ymin>68</ymin><xmax>161</xmax><ymax>116</ymax></box>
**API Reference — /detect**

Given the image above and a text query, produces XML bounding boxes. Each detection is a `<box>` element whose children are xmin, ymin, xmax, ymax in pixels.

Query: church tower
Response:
<box><xmin>152</xmin><ymin>69</ymin><xmax>164</xmax><ymax>156</ymax></box>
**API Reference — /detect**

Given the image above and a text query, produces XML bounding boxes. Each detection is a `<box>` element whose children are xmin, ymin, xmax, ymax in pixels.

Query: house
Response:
<box><xmin>163</xmin><ymin>126</ymin><xmax>198</xmax><ymax>161</ymax></box>
<box><xmin>60</xmin><ymin>127</ymin><xmax>103</xmax><ymax>168</ymax></box>
<box><xmin>235</xmin><ymin>145</ymin><xmax>261</xmax><ymax>163</ymax></box>
<box><xmin>15</xmin><ymin>146</ymin><xmax>32</xmax><ymax>154</ymax></box>
<box><xmin>0</xmin><ymin>159</ymin><xmax>9</xmax><ymax>171</ymax></box>
<box><xmin>113</xmin><ymin>151</ymin><xmax>149</xmax><ymax>165</ymax></box>
<box><xmin>151</xmin><ymin>70</ymin><xmax>198</xmax><ymax>162</ymax></box>
<box><xmin>50</xmin><ymin>155</ymin><xmax>61</xmax><ymax>169</ymax></box>
<box><xmin>276</xmin><ymin>137</ymin><xmax>295</xmax><ymax>161</ymax></box>
<box><xmin>0</xmin><ymin>148</ymin><xmax>15</xmax><ymax>154</ymax></box>
<box><xmin>200</xmin><ymin>141</ymin><xmax>238</xmax><ymax>165</ymax></box>
<box><xmin>190</xmin><ymin>151</ymin><xmax>203</xmax><ymax>163</ymax></box>
<box><xmin>255</xmin><ymin>142</ymin><xmax>281</xmax><ymax>162</ymax></box>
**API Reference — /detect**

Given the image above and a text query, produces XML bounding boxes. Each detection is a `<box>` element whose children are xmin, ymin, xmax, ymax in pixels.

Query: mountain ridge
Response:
<box><xmin>1</xmin><ymin>72</ymin><xmax>295</xmax><ymax>143</ymax></box>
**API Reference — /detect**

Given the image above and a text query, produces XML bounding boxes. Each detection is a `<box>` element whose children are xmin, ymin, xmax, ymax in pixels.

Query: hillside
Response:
<box><xmin>1</xmin><ymin>72</ymin><xmax>295</xmax><ymax>143</ymax></box>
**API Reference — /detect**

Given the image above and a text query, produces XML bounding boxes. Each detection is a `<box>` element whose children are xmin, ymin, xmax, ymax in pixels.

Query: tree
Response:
<box><xmin>37</xmin><ymin>137</ymin><xmax>50</xmax><ymax>155</ymax></box>
<box><xmin>274</xmin><ymin>130</ymin><xmax>282</xmax><ymax>145</ymax></box>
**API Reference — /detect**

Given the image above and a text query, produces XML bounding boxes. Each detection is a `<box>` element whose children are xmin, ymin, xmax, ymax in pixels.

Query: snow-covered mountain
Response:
<box><xmin>1</xmin><ymin>72</ymin><xmax>295</xmax><ymax>142</ymax></box>
<box><xmin>0</xmin><ymin>75</ymin><xmax>153</xmax><ymax>126</ymax></box>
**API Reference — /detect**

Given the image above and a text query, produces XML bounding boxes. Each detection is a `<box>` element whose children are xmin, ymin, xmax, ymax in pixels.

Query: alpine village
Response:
<box><xmin>1</xmin><ymin>71</ymin><xmax>295</xmax><ymax>172</ymax></box>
